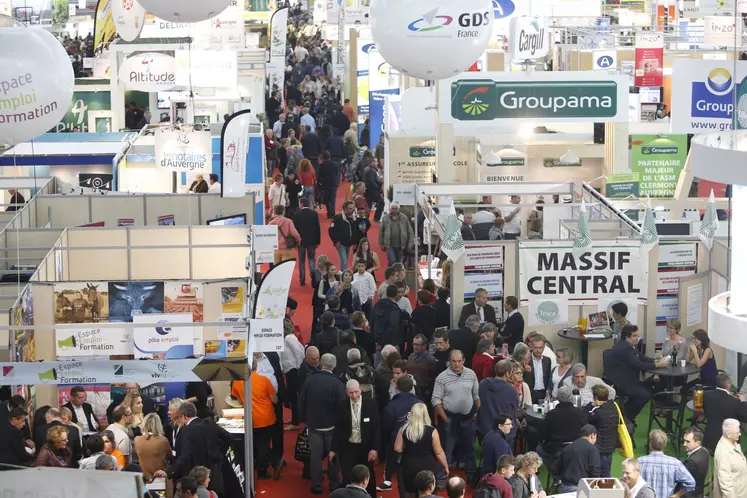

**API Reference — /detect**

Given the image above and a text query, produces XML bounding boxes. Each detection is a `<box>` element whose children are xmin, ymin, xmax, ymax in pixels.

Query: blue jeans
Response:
<box><xmin>386</xmin><ymin>247</ymin><xmax>403</xmax><ymax>266</ymax></box>
<box><xmin>438</xmin><ymin>414</ymin><xmax>476</xmax><ymax>477</ymax></box>
<box><xmin>560</xmin><ymin>484</ymin><xmax>578</xmax><ymax>493</ymax></box>
<box><xmin>303</xmin><ymin>185</ymin><xmax>315</xmax><ymax>207</ymax></box>
<box><xmin>337</xmin><ymin>244</ymin><xmax>350</xmax><ymax>271</ymax></box>
<box><xmin>600</xmin><ymin>453</ymin><xmax>612</xmax><ymax>478</ymax></box>
<box><xmin>297</xmin><ymin>246</ymin><xmax>316</xmax><ymax>284</ymax></box>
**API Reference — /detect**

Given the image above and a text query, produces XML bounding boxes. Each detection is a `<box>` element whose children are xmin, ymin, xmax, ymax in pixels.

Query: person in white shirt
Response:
<box><xmin>273</xmin><ymin>114</ymin><xmax>285</xmax><ymax>138</ymax></box>
<box><xmin>300</xmin><ymin>108</ymin><xmax>316</xmax><ymax>132</ymax></box>
<box><xmin>503</xmin><ymin>195</ymin><xmax>522</xmax><ymax>239</ymax></box>
<box><xmin>281</xmin><ymin>319</ymin><xmax>305</xmax><ymax>431</ymax></box>
<box><xmin>353</xmin><ymin>259</ymin><xmax>376</xmax><ymax>317</ymax></box>
<box><xmin>208</xmin><ymin>174</ymin><xmax>221</xmax><ymax>194</ymax></box>
<box><xmin>314</xmin><ymin>75</ymin><xmax>326</xmax><ymax>99</ymax></box>
<box><xmin>294</xmin><ymin>44</ymin><xmax>308</xmax><ymax>63</ymax></box>
<box><xmin>301</xmin><ymin>75</ymin><xmax>314</xmax><ymax>94</ymax></box>
<box><xmin>108</xmin><ymin>405</ymin><xmax>134</xmax><ymax>463</ymax></box>
<box><xmin>268</xmin><ymin>174</ymin><xmax>286</xmax><ymax>211</ymax></box>
<box><xmin>395</xmin><ymin>281</ymin><xmax>412</xmax><ymax>315</ymax></box>
<box><xmin>622</xmin><ymin>458</ymin><xmax>656</xmax><ymax>498</ymax></box>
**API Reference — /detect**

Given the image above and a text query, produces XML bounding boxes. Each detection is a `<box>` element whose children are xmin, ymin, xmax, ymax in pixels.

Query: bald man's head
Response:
<box><xmin>346</xmin><ymin>380</ymin><xmax>361</xmax><ymax>402</ymax></box>
<box><xmin>306</xmin><ymin>346</ymin><xmax>320</xmax><ymax>367</ymax></box>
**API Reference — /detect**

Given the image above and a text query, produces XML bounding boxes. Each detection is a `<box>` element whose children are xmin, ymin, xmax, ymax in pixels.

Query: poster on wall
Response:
<box><xmin>597</xmin><ymin>297</ymin><xmax>639</xmax><ymax>327</ymax></box>
<box><xmin>55</xmin><ymin>324</ymin><xmax>133</xmax><ymax>357</ymax></box>
<box><xmin>634</xmin><ymin>33</ymin><xmax>664</xmax><ymax>87</ymax></box>
<box><xmin>108</xmin><ymin>281</ymin><xmax>165</xmax><ymax>322</ymax></box>
<box><xmin>654</xmin><ymin>242</ymin><xmax>697</xmax><ymax>340</ymax></box>
<box><xmin>57</xmin><ymin>384</ymin><xmax>110</xmax><ymax>429</ymax></box>
<box><xmin>357</xmin><ymin>40</ymin><xmax>374</xmax><ymax>118</ymax></box>
<box><xmin>464</xmin><ymin>246</ymin><xmax>504</xmax><ymax>271</ymax></box>
<box><xmin>221</xmin><ymin>286</ymin><xmax>245</xmax><ymax>314</ymax></box>
<box><xmin>519</xmin><ymin>242</ymin><xmax>649</xmax><ymax>304</ymax></box>
<box><xmin>606</xmin><ymin>173</ymin><xmax>640</xmax><ymax>199</ymax></box>
<box><xmin>630</xmin><ymin>135</ymin><xmax>688</xmax><ymax>198</ymax></box>
<box><xmin>464</xmin><ymin>274</ymin><xmax>503</xmax><ymax>299</ymax></box>
<box><xmin>155</xmin><ymin>128</ymin><xmax>212</xmax><ymax>174</ymax></box>
<box><xmin>164</xmin><ymin>282</ymin><xmax>204</xmax><ymax>322</ymax></box>
<box><xmin>12</xmin><ymin>286</ymin><xmax>35</xmax><ymax>363</ymax></box>
<box><xmin>369</xmin><ymin>89</ymin><xmax>399</xmax><ymax>148</ymax></box>
<box><xmin>249</xmin><ymin>318</ymin><xmax>284</xmax><ymax>352</ymax></box>
<box><xmin>54</xmin><ymin>282</ymin><xmax>110</xmax><ymax>324</ymax></box>
<box><xmin>528</xmin><ymin>298</ymin><xmax>569</xmax><ymax>327</ymax></box>
<box><xmin>133</xmin><ymin>312</ymin><xmax>196</xmax><ymax>359</ymax></box>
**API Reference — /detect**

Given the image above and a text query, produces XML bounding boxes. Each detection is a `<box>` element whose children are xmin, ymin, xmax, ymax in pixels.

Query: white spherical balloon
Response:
<box><xmin>371</xmin><ymin>0</ymin><xmax>494</xmax><ymax>81</ymax></box>
<box><xmin>137</xmin><ymin>0</ymin><xmax>233</xmax><ymax>23</ymax></box>
<box><xmin>0</xmin><ymin>27</ymin><xmax>73</xmax><ymax>147</ymax></box>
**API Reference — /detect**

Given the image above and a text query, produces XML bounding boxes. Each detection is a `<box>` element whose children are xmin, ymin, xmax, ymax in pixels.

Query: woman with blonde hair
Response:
<box><xmin>122</xmin><ymin>392</ymin><xmax>145</xmax><ymax>427</ymax></box>
<box><xmin>662</xmin><ymin>318</ymin><xmax>685</xmax><ymax>358</ymax></box>
<box><xmin>134</xmin><ymin>413</ymin><xmax>172</xmax><ymax>478</ymax></box>
<box><xmin>59</xmin><ymin>406</ymin><xmax>83</xmax><ymax>446</ymax></box>
<box><xmin>394</xmin><ymin>403</ymin><xmax>449</xmax><ymax>498</ymax></box>
<box><xmin>508</xmin><ymin>452</ymin><xmax>547</xmax><ymax>498</ymax></box>
<box><xmin>268</xmin><ymin>173</ymin><xmax>287</xmax><ymax>212</ymax></box>
<box><xmin>35</xmin><ymin>426</ymin><xmax>72</xmax><ymax>468</ymax></box>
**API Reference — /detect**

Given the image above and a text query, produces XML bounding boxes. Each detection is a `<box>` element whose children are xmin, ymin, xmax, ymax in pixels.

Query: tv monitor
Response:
<box><xmin>207</xmin><ymin>214</ymin><xmax>247</xmax><ymax>226</ymax></box>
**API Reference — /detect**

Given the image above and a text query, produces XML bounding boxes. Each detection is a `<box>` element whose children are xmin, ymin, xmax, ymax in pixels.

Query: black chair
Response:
<box><xmin>647</xmin><ymin>390</ymin><xmax>685</xmax><ymax>457</ymax></box>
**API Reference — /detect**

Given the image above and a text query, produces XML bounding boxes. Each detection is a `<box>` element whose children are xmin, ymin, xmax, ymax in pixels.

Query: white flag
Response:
<box><xmin>441</xmin><ymin>201</ymin><xmax>465</xmax><ymax>262</ymax></box>
<box><xmin>573</xmin><ymin>199</ymin><xmax>592</xmax><ymax>256</ymax></box>
<box><xmin>640</xmin><ymin>207</ymin><xmax>659</xmax><ymax>254</ymax></box>
<box><xmin>221</xmin><ymin>111</ymin><xmax>251</xmax><ymax>198</ymax></box>
<box><xmin>699</xmin><ymin>189</ymin><xmax>720</xmax><ymax>250</ymax></box>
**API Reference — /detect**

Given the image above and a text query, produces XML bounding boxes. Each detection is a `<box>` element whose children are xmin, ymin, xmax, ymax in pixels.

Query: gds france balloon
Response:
<box><xmin>137</xmin><ymin>0</ymin><xmax>233</xmax><ymax>23</ymax></box>
<box><xmin>371</xmin><ymin>0</ymin><xmax>494</xmax><ymax>81</ymax></box>
<box><xmin>0</xmin><ymin>27</ymin><xmax>74</xmax><ymax>147</ymax></box>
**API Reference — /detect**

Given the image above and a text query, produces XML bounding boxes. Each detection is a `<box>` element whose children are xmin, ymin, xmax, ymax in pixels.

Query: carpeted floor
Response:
<box><xmin>253</xmin><ymin>181</ymin><xmax>695</xmax><ymax>497</ymax></box>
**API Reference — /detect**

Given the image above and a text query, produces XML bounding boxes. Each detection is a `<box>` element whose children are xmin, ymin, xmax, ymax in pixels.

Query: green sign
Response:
<box><xmin>543</xmin><ymin>158</ymin><xmax>582</xmax><ymax>167</ymax></box>
<box><xmin>409</xmin><ymin>146</ymin><xmax>436</xmax><ymax>158</ymax></box>
<box><xmin>485</xmin><ymin>157</ymin><xmax>525</xmax><ymax>166</ymax></box>
<box><xmin>630</xmin><ymin>134</ymin><xmax>688</xmax><ymax>198</ymax></box>
<box><xmin>606</xmin><ymin>173</ymin><xmax>640</xmax><ymax>198</ymax></box>
<box><xmin>451</xmin><ymin>80</ymin><xmax>619</xmax><ymax>121</ymax></box>
<box><xmin>54</xmin><ymin>91</ymin><xmax>111</xmax><ymax>133</ymax></box>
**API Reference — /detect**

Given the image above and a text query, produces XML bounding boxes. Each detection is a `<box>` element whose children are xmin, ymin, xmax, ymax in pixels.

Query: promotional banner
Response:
<box><xmin>249</xmin><ymin>318</ymin><xmax>284</xmax><ymax>352</ymax></box>
<box><xmin>519</xmin><ymin>242</ymin><xmax>649</xmax><ymax>304</ymax></box>
<box><xmin>592</xmin><ymin>50</ymin><xmax>616</xmax><ymax>71</ymax></box>
<box><xmin>221</xmin><ymin>110</ymin><xmax>251</xmax><ymax>198</ymax></box>
<box><xmin>93</xmin><ymin>0</ymin><xmax>116</xmax><ymax>48</ymax></box>
<box><xmin>55</xmin><ymin>91</ymin><xmax>112</xmax><ymax>133</ymax></box>
<box><xmin>139</xmin><ymin>14</ymin><xmax>189</xmax><ymax>38</ymax></box>
<box><xmin>528</xmin><ymin>298</ymin><xmax>569</xmax><ymax>326</ymax></box>
<box><xmin>464</xmin><ymin>246</ymin><xmax>504</xmax><ymax>271</ymax></box>
<box><xmin>112</xmin><ymin>0</ymin><xmax>145</xmax><ymax>42</ymax></box>
<box><xmin>441</xmin><ymin>72</ymin><xmax>629</xmax><ymax>124</ymax></box>
<box><xmin>357</xmin><ymin>40</ymin><xmax>374</xmax><ymax>118</ymax></box>
<box><xmin>634</xmin><ymin>33</ymin><xmax>663</xmax><ymax>87</ymax></box>
<box><xmin>193</xmin><ymin>1</ymin><xmax>245</xmax><ymax>49</ymax></box>
<box><xmin>269</xmin><ymin>7</ymin><xmax>288</xmax><ymax>101</ymax></box>
<box><xmin>508</xmin><ymin>17</ymin><xmax>548</xmax><ymax>61</ymax></box>
<box><xmin>630</xmin><ymin>134</ymin><xmax>688</xmax><ymax>198</ymax></box>
<box><xmin>369</xmin><ymin>89</ymin><xmax>399</xmax><ymax>148</ymax></box>
<box><xmin>265</xmin><ymin>62</ymin><xmax>285</xmax><ymax>95</ymax></box>
<box><xmin>56</xmin><ymin>324</ymin><xmax>133</xmax><ymax>357</ymax></box>
<box><xmin>119</xmin><ymin>52</ymin><xmax>177</xmax><ymax>92</ymax></box>
<box><xmin>251</xmin><ymin>224</ymin><xmax>279</xmax><ymax>264</ymax></box>
<box><xmin>704</xmin><ymin>16</ymin><xmax>743</xmax><ymax>47</ymax></box>
<box><xmin>605</xmin><ymin>173</ymin><xmax>640</xmax><ymax>198</ymax></box>
<box><xmin>254</xmin><ymin>259</ymin><xmax>295</xmax><ymax>319</ymax></box>
<box><xmin>683</xmin><ymin>0</ymin><xmax>735</xmax><ymax>17</ymax></box>
<box><xmin>155</xmin><ymin>128</ymin><xmax>212</xmax><ymax>173</ymax></box>
<box><xmin>175</xmin><ymin>50</ymin><xmax>237</xmax><ymax>88</ymax></box>
<box><xmin>133</xmin><ymin>312</ymin><xmax>196</xmax><ymax>359</ymax></box>
<box><xmin>0</xmin><ymin>467</ymin><xmax>140</xmax><ymax>498</ymax></box>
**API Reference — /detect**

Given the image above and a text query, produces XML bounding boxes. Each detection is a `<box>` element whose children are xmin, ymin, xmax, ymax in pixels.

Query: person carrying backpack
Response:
<box><xmin>340</xmin><ymin>348</ymin><xmax>380</xmax><ymax>401</ymax></box>
<box><xmin>370</xmin><ymin>285</ymin><xmax>406</xmax><ymax>351</ymax></box>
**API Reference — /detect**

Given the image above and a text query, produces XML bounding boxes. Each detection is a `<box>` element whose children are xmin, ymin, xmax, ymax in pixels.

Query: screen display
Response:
<box><xmin>207</xmin><ymin>214</ymin><xmax>247</xmax><ymax>226</ymax></box>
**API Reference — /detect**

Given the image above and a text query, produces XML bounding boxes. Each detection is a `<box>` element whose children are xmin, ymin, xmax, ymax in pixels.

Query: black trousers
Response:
<box><xmin>366</xmin><ymin>192</ymin><xmax>384</xmax><ymax>222</ymax></box>
<box><xmin>340</xmin><ymin>441</ymin><xmax>377</xmax><ymax>497</ymax></box>
<box><xmin>324</xmin><ymin>187</ymin><xmax>338</xmax><ymax>219</ymax></box>
<box><xmin>272</xmin><ymin>402</ymin><xmax>284</xmax><ymax>463</ymax></box>
<box><xmin>253</xmin><ymin>425</ymin><xmax>275</xmax><ymax>475</ymax></box>
<box><xmin>286</xmin><ymin>368</ymin><xmax>300</xmax><ymax>425</ymax></box>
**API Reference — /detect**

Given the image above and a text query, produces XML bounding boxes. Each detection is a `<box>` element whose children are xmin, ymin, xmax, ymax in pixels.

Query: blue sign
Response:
<box><xmin>691</xmin><ymin>68</ymin><xmax>735</xmax><ymax>119</ymax></box>
<box><xmin>595</xmin><ymin>17</ymin><xmax>610</xmax><ymax>33</ymax></box>
<box><xmin>368</xmin><ymin>88</ymin><xmax>399</xmax><ymax>148</ymax></box>
<box><xmin>597</xmin><ymin>55</ymin><xmax>614</xmax><ymax>68</ymax></box>
<box><xmin>492</xmin><ymin>0</ymin><xmax>515</xmax><ymax>19</ymax></box>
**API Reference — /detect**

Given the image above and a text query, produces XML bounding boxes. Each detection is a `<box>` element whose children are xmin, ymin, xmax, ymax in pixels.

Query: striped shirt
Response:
<box><xmin>639</xmin><ymin>451</ymin><xmax>695</xmax><ymax>498</ymax></box>
<box><xmin>432</xmin><ymin>367</ymin><xmax>480</xmax><ymax>415</ymax></box>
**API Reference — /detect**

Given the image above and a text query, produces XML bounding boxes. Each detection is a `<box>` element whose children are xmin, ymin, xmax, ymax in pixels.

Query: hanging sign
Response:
<box><xmin>254</xmin><ymin>260</ymin><xmax>295</xmax><ymax>320</ymax></box>
<box><xmin>519</xmin><ymin>242</ymin><xmax>649</xmax><ymax>304</ymax></box>
<box><xmin>119</xmin><ymin>52</ymin><xmax>177</xmax><ymax>92</ymax></box>
<box><xmin>593</xmin><ymin>50</ymin><xmax>617</xmax><ymax>71</ymax></box>
<box><xmin>155</xmin><ymin>128</ymin><xmax>212</xmax><ymax>173</ymax></box>
<box><xmin>634</xmin><ymin>33</ymin><xmax>663</xmax><ymax>87</ymax></box>
<box><xmin>112</xmin><ymin>0</ymin><xmax>146</xmax><ymax>42</ymax></box>
<box><xmin>221</xmin><ymin>110</ymin><xmax>251</xmax><ymax>198</ymax></box>
<box><xmin>249</xmin><ymin>318</ymin><xmax>285</xmax><ymax>352</ymax></box>
<box><xmin>133</xmin><ymin>312</ymin><xmax>196</xmax><ymax>359</ymax></box>
<box><xmin>56</xmin><ymin>324</ymin><xmax>133</xmax><ymax>358</ymax></box>
<box><xmin>704</xmin><ymin>16</ymin><xmax>744</xmax><ymax>47</ymax></box>
<box><xmin>174</xmin><ymin>50</ymin><xmax>238</xmax><ymax>88</ymax></box>
<box><xmin>630</xmin><ymin>134</ymin><xmax>688</xmax><ymax>198</ymax></box>
<box><xmin>508</xmin><ymin>17</ymin><xmax>549</xmax><ymax>61</ymax></box>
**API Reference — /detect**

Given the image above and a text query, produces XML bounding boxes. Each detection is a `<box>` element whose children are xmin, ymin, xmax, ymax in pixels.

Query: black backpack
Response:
<box><xmin>473</xmin><ymin>486</ymin><xmax>502</xmax><ymax>498</ymax></box>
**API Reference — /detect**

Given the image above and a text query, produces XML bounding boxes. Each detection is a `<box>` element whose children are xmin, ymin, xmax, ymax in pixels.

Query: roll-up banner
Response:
<box><xmin>519</xmin><ymin>242</ymin><xmax>649</xmax><ymax>305</ymax></box>
<box><xmin>634</xmin><ymin>33</ymin><xmax>663</xmax><ymax>88</ymax></box>
<box><xmin>254</xmin><ymin>259</ymin><xmax>295</xmax><ymax>320</ymax></box>
<box><xmin>93</xmin><ymin>0</ymin><xmax>116</xmax><ymax>49</ymax></box>
<box><xmin>269</xmin><ymin>7</ymin><xmax>289</xmax><ymax>101</ymax></box>
<box><xmin>155</xmin><ymin>128</ymin><xmax>212</xmax><ymax>174</ymax></box>
<box><xmin>221</xmin><ymin>110</ymin><xmax>252</xmax><ymax>198</ymax></box>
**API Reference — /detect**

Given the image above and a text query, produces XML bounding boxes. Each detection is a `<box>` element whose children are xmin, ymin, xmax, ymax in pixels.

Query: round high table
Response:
<box><xmin>645</xmin><ymin>363</ymin><xmax>701</xmax><ymax>390</ymax></box>
<box><xmin>524</xmin><ymin>405</ymin><xmax>546</xmax><ymax>422</ymax></box>
<box><xmin>557</xmin><ymin>327</ymin><xmax>614</xmax><ymax>367</ymax></box>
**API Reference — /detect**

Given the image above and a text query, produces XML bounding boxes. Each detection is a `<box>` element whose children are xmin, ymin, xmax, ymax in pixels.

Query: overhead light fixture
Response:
<box><xmin>518</xmin><ymin>123</ymin><xmax>535</xmax><ymax>139</ymax></box>
<box><xmin>559</xmin><ymin>150</ymin><xmax>581</xmax><ymax>165</ymax></box>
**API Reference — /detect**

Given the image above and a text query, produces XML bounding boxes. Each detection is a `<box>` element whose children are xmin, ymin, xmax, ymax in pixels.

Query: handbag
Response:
<box><xmin>295</xmin><ymin>427</ymin><xmax>311</xmax><ymax>462</ymax></box>
<box><xmin>279</xmin><ymin>225</ymin><xmax>298</xmax><ymax>249</ymax></box>
<box><xmin>615</xmin><ymin>400</ymin><xmax>634</xmax><ymax>459</ymax></box>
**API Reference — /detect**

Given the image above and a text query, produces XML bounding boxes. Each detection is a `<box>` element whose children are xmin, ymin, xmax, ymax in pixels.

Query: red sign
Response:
<box><xmin>635</xmin><ymin>46</ymin><xmax>663</xmax><ymax>87</ymax></box>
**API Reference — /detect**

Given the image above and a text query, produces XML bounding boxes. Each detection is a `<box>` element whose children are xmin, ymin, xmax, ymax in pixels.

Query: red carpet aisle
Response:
<box><xmin>255</xmin><ymin>181</ymin><xmax>463</xmax><ymax>497</ymax></box>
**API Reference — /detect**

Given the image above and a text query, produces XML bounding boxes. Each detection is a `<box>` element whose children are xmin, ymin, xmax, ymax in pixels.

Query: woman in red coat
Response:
<box><xmin>473</xmin><ymin>338</ymin><xmax>497</xmax><ymax>382</ymax></box>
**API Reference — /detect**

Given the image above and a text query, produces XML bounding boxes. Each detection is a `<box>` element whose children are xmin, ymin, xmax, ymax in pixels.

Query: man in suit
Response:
<box><xmin>318</xmin><ymin>151</ymin><xmax>340</xmax><ymax>219</ymax></box>
<box><xmin>331</xmin><ymin>380</ymin><xmax>381</xmax><ymax>498</ymax></box>
<box><xmin>603</xmin><ymin>325</ymin><xmax>668</xmax><ymax>423</ymax></box>
<box><xmin>33</xmin><ymin>407</ymin><xmax>82</xmax><ymax>467</ymax></box>
<box><xmin>293</xmin><ymin>197</ymin><xmax>321</xmax><ymax>286</ymax></box>
<box><xmin>448</xmin><ymin>314</ymin><xmax>481</xmax><ymax>369</ymax></box>
<box><xmin>5</xmin><ymin>189</ymin><xmax>25</xmax><ymax>211</ymax></box>
<box><xmin>703</xmin><ymin>373</ymin><xmax>747</xmax><ymax>452</ymax></box>
<box><xmin>0</xmin><ymin>406</ymin><xmax>34</xmax><ymax>469</ymax></box>
<box><xmin>106</xmin><ymin>383</ymin><xmax>156</xmax><ymax>423</ymax></box>
<box><xmin>681</xmin><ymin>427</ymin><xmax>709</xmax><ymax>498</ymax></box>
<box><xmin>0</xmin><ymin>394</ymin><xmax>30</xmax><ymax>440</ymax></box>
<box><xmin>500</xmin><ymin>296</ymin><xmax>524</xmax><ymax>352</ymax></box>
<box><xmin>458</xmin><ymin>288</ymin><xmax>497</xmax><ymax>328</ymax></box>
<box><xmin>525</xmin><ymin>334</ymin><xmax>552</xmax><ymax>403</ymax></box>
<box><xmin>63</xmin><ymin>385</ymin><xmax>100</xmax><ymax>435</ymax></box>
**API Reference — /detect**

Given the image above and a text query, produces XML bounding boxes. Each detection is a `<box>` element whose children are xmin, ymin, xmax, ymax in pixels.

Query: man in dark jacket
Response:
<box><xmin>363</xmin><ymin>162</ymin><xmax>383</xmax><ymax>223</ymax></box>
<box><xmin>681</xmin><ymin>427</ymin><xmax>709</xmax><ymax>498</ymax></box>
<box><xmin>299</xmin><ymin>354</ymin><xmax>347</xmax><ymax>495</ymax></box>
<box><xmin>411</xmin><ymin>291</ymin><xmax>438</xmax><ymax>343</ymax></box>
<box><xmin>479</xmin><ymin>413</ymin><xmax>514</xmax><ymax>480</ymax></box>
<box><xmin>476</xmin><ymin>360</ymin><xmax>519</xmax><ymax>444</ymax></box>
<box><xmin>330</xmin><ymin>465</ymin><xmax>372</xmax><ymax>498</ymax></box>
<box><xmin>702</xmin><ymin>372</ymin><xmax>747</xmax><ymax>451</ymax></box>
<box><xmin>537</xmin><ymin>386</ymin><xmax>589</xmax><ymax>463</ymax></box>
<box><xmin>449</xmin><ymin>315</ymin><xmax>481</xmax><ymax>369</ymax></box>
<box><xmin>331</xmin><ymin>330</ymin><xmax>371</xmax><ymax>377</ymax></box>
<box><xmin>500</xmin><ymin>296</ymin><xmax>524</xmax><ymax>353</ymax></box>
<box><xmin>325</xmin><ymin>131</ymin><xmax>345</xmax><ymax>162</ymax></box>
<box><xmin>603</xmin><ymin>325</ymin><xmax>668</xmax><ymax>423</ymax></box>
<box><xmin>34</xmin><ymin>407</ymin><xmax>83</xmax><ymax>466</ymax></box>
<box><xmin>380</xmin><ymin>375</ymin><xmax>420</xmax><ymax>493</ymax></box>
<box><xmin>293</xmin><ymin>198</ymin><xmax>321</xmax><ymax>286</ymax></box>
<box><xmin>552</xmin><ymin>425</ymin><xmax>601</xmax><ymax>493</ymax></box>
<box><xmin>314</xmin><ymin>311</ymin><xmax>342</xmax><ymax>357</ymax></box>
<box><xmin>329</xmin><ymin>201</ymin><xmax>358</xmax><ymax>271</ymax></box>
<box><xmin>301</xmin><ymin>125</ymin><xmax>323</xmax><ymax>170</ymax></box>
<box><xmin>525</xmin><ymin>334</ymin><xmax>552</xmax><ymax>403</ymax></box>
<box><xmin>0</xmin><ymin>406</ymin><xmax>34</xmax><ymax>469</ymax></box>
<box><xmin>587</xmin><ymin>385</ymin><xmax>618</xmax><ymax>478</ymax></box>
<box><xmin>433</xmin><ymin>287</ymin><xmax>451</xmax><ymax>330</ymax></box>
<box><xmin>318</xmin><ymin>151</ymin><xmax>340</xmax><ymax>219</ymax></box>
<box><xmin>371</xmin><ymin>286</ymin><xmax>405</xmax><ymax>349</ymax></box>
<box><xmin>63</xmin><ymin>385</ymin><xmax>100</xmax><ymax>434</ymax></box>
<box><xmin>298</xmin><ymin>346</ymin><xmax>321</xmax><ymax>390</ymax></box>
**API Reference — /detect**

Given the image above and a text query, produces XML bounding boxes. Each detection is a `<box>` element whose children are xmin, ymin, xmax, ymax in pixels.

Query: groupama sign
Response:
<box><xmin>440</xmin><ymin>72</ymin><xmax>629</xmax><ymax>124</ymax></box>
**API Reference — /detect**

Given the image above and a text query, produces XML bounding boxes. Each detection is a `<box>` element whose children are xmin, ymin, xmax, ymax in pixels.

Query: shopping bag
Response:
<box><xmin>295</xmin><ymin>427</ymin><xmax>311</xmax><ymax>462</ymax></box>
<box><xmin>615</xmin><ymin>401</ymin><xmax>634</xmax><ymax>459</ymax></box>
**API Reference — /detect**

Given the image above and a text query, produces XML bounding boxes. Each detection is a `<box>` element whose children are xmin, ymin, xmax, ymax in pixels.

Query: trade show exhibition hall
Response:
<box><xmin>1</xmin><ymin>0</ymin><xmax>747</xmax><ymax>497</ymax></box>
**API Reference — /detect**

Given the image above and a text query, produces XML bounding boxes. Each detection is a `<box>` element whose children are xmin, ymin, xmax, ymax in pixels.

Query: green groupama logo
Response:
<box><xmin>535</xmin><ymin>301</ymin><xmax>560</xmax><ymax>325</ymax></box>
<box><xmin>642</xmin><ymin>146</ymin><xmax>678</xmax><ymax>154</ymax></box>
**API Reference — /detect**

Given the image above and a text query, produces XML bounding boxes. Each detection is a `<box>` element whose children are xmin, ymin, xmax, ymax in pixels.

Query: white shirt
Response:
<box><xmin>349</xmin><ymin>400</ymin><xmax>362</xmax><ymax>444</ymax></box>
<box><xmin>504</xmin><ymin>206</ymin><xmax>521</xmax><ymax>234</ymax></box>
<box><xmin>280</xmin><ymin>334</ymin><xmax>305</xmax><ymax>374</ymax></box>
<box><xmin>109</xmin><ymin>422</ymin><xmax>131</xmax><ymax>456</ymax></box>
<box><xmin>397</xmin><ymin>296</ymin><xmax>413</xmax><ymax>315</ymax></box>
<box><xmin>532</xmin><ymin>355</ymin><xmax>545</xmax><ymax>391</ymax></box>
<box><xmin>208</xmin><ymin>182</ymin><xmax>221</xmax><ymax>194</ymax></box>
<box><xmin>273</xmin><ymin>120</ymin><xmax>284</xmax><ymax>137</ymax></box>
<box><xmin>629</xmin><ymin>477</ymin><xmax>648</xmax><ymax>498</ymax></box>
<box><xmin>257</xmin><ymin>354</ymin><xmax>279</xmax><ymax>391</ymax></box>
<box><xmin>300</xmin><ymin>113</ymin><xmax>316</xmax><ymax>132</ymax></box>
<box><xmin>473</xmin><ymin>210</ymin><xmax>496</xmax><ymax>225</ymax></box>
<box><xmin>72</xmin><ymin>404</ymin><xmax>95</xmax><ymax>433</ymax></box>
<box><xmin>353</xmin><ymin>272</ymin><xmax>376</xmax><ymax>304</ymax></box>
<box><xmin>268</xmin><ymin>183</ymin><xmax>286</xmax><ymax>209</ymax></box>
<box><xmin>294</xmin><ymin>45</ymin><xmax>308</xmax><ymax>62</ymax></box>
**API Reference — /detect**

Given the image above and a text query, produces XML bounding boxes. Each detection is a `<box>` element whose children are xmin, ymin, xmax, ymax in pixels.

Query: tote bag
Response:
<box><xmin>615</xmin><ymin>401</ymin><xmax>634</xmax><ymax>458</ymax></box>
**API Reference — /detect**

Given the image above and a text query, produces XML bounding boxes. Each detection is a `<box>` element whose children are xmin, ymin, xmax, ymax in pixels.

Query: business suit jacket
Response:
<box><xmin>682</xmin><ymin>446</ymin><xmax>710</xmax><ymax>497</ymax></box>
<box><xmin>331</xmin><ymin>398</ymin><xmax>381</xmax><ymax>454</ymax></box>
<box><xmin>0</xmin><ymin>420</ymin><xmax>34</xmax><ymax>469</ymax></box>
<box><xmin>458</xmin><ymin>303</ymin><xmax>497</xmax><ymax>329</ymax></box>
<box><xmin>524</xmin><ymin>355</ymin><xmax>552</xmax><ymax>396</ymax></box>
<box><xmin>33</xmin><ymin>420</ymin><xmax>82</xmax><ymax>467</ymax></box>
<box><xmin>62</xmin><ymin>401</ymin><xmax>100</xmax><ymax>432</ymax></box>
<box><xmin>448</xmin><ymin>328</ymin><xmax>479</xmax><ymax>369</ymax></box>
<box><xmin>603</xmin><ymin>340</ymin><xmax>655</xmax><ymax>394</ymax></box>
<box><xmin>501</xmin><ymin>311</ymin><xmax>525</xmax><ymax>352</ymax></box>
<box><xmin>703</xmin><ymin>389</ymin><xmax>747</xmax><ymax>452</ymax></box>
<box><xmin>167</xmin><ymin>419</ymin><xmax>215</xmax><ymax>481</ymax></box>
<box><xmin>293</xmin><ymin>207</ymin><xmax>321</xmax><ymax>247</ymax></box>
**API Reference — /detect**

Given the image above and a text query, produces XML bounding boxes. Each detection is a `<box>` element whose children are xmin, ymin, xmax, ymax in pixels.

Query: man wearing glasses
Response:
<box><xmin>562</xmin><ymin>364</ymin><xmax>616</xmax><ymax>407</ymax></box>
<box><xmin>108</xmin><ymin>405</ymin><xmax>134</xmax><ymax>464</ymax></box>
